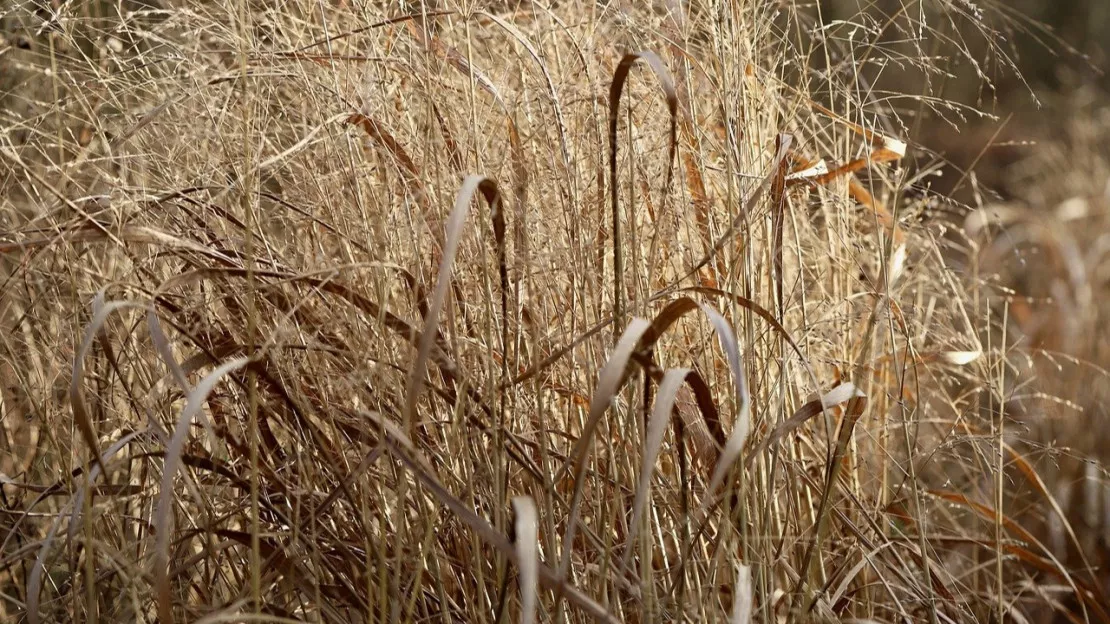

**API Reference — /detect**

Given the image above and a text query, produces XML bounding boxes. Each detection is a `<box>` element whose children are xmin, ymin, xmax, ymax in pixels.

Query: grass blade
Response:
<box><xmin>556</xmin><ymin>317</ymin><xmax>653</xmax><ymax>579</ymax></box>
<box><xmin>402</xmin><ymin>174</ymin><xmax>504</xmax><ymax>436</ymax></box>
<box><xmin>619</xmin><ymin>367</ymin><xmax>692</xmax><ymax>577</ymax></box>
<box><xmin>154</xmin><ymin>356</ymin><xmax>250</xmax><ymax>623</ymax></box>
<box><xmin>730</xmin><ymin>563</ymin><xmax>753</xmax><ymax>624</ymax></box>
<box><xmin>699</xmin><ymin>303</ymin><xmax>751</xmax><ymax>497</ymax></box>
<box><xmin>607</xmin><ymin>51</ymin><xmax>678</xmax><ymax>324</ymax></box>
<box><xmin>71</xmin><ymin>292</ymin><xmax>148</xmax><ymax>476</ymax></box>
<box><xmin>512</xmin><ymin>496</ymin><xmax>539</xmax><ymax>624</ymax></box>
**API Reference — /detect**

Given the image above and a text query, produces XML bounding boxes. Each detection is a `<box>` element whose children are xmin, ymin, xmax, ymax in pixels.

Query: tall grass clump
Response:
<box><xmin>1</xmin><ymin>0</ymin><xmax>1103</xmax><ymax>622</ymax></box>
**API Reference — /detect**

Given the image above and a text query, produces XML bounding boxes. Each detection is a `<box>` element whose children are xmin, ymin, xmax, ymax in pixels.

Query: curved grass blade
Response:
<box><xmin>28</xmin><ymin>428</ymin><xmax>146</xmax><ymax>624</ymax></box>
<box><xmin>166</xmin><ymin>265</ymin><xmax>461</xmax><ymax>393</ymax></box>
<box><xmin>556</xmin><ymin>317</ymin><xmax>652</xmax><ymax>580</ymax></box>
<box><xmin>26</xmin><ymin>501</ymin><xmax>69</xmax><ymax>624</ymax></box>
<box><xmin>402</xmin><ymin>174</ymin><xmax>505</xmax><ymax>436</ymax></box>
<box><xmin>631</xmin><ymin>297</ymin><xmax>756</xmax><ymax>494</ymax></box>
<box><xmin>71</xmin><ymin>292</ymin><xmax>149</xmax><ymax>476</ymax></box>
<box><xmin>1002</xmin><ymin>439</ymin><xmax>1109</xmax><ymax>607</ymax></box>
<box><xmin>514</xmin><ymin>281</ymin><xmax>824</xmax><ymax>407</ymax></box>
<box><xmin>699</xmin><ymin>303</ymin><xmax>751</xmax><ymax>497</ymax></box>
<box><xmin>430</xmin><ymin>103</ymin><xmax>465</xmax><ymax>173</ymax></box>
<box><xmin>554</xmin><ymin>298</ymin><xmax>754</xmax><ymax>587</ymax></box>
<box><xmin>608</xmin><ymin>51</ymin><xmax>678</xmax><ymax>324</ymax></box>
<box><xmin>744</xmin><ymin>383</ymin><xmax>866</xmax><ymax>470</ymax></box>
<box><xmin>667</xmin><ymin>285</ymin><xmax>825</xmax><ymax>410</ymax></box>
<box><xmin>154</xmin><ymin>356</ymin><xmax>250</xmax><ymax>623</ymax></box>
<box><xmin>770</xmin><ymin>134</ymin><xmax>791</xmax><ymax>315</ymax></box>
<box><xmin>629</xmin><ymin>352</ymin><xmax>725</xmax><ymax>468</ymax></box>
<box><xmin>556</xmin><ymin>295</ymin><xmax>764</xmax><ymax>488</ymax></box>
<box><xmin>667</xmin><ymin>383</ymin><xmax>869</xmax><ymax>600</ymax></box>
<box><xmin>795</xmin><ymin>394</ymin><xmax>870</xmax><ymax>613</ymax></box>
<box><xmin>658</xmin><ymin>8</ymin><xmax>715</xmax><ymax>256</ymax></box>
<box><xmin>477</xmin><ymin>10</ymin><xmax>571</xmax><ymax>174</ymax></box>
<box><xmin>618</xmin><ymin>366</ymin><xmax>692</xmax><ymax>577</ymax></box>
<box><xmin>0</xmin><ymin>223</ymin><xmax>236</xmax><ymax>262</ymax></box>
<box><xmin>66</xmin><ymin>428</ymin><xmax>148</xmax><ymax>545</ymax></box>
<box><xmin>148</xmin><ymin>309</ymin><xmax>218</xmax><ymax>451</ymax></box>
<box><xmin>153</xmin><ymin>265</ymin><xmax>551</xmax><ymax>493</ymax></box>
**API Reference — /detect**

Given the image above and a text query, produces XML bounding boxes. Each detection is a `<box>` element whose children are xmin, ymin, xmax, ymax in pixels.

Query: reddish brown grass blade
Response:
<box><xmin>665</xmin><ymin>385</ymin><xmax>870</xmax><ymax>602</ymax></box>
<box><xmin>169</xmin><ymin>265</ymin><xmax>461</xmax><ymax>393</ymax></box>
<box><xmin>795</xmin><ymin>394</ymin><xmax>868</xmax><ymax>612</ymax></box>
<box><xmin>608</xmin><ymin>51</ymin><xmax>678</xmax><ymax>323</ymax></box>
<box><xmin>1002</xmin><ymin>441</ymin><xmax>1108</xmax><ymax>606</ymax></box>
<box><xmin>431</xmin><ymin>104</ymin><xmax>465</xmax><ymax>173</ymax></box>
<box><xmin>506</xmin><ymin>316</ymin><xmax>616</xmax><ymax>388</ymax></box>
<box><xmin>770</xmin><ymin>133</ymin><xmax>791</xmax><ymax>315</ymax></box>
<box><xmin>846</xmin><ymin>177</ymin><xmax>906</xmax><ymax>246</ymax></box>
<box><xmin>346</xmin><ymin>113</ymin><xmax>442</xmax><ymax>259</ymax></box>
<box><xmin>629</xmin><ymin>351</ymin><xmax>726</xmax><ymax>470</ymax></box>
<box><xmin>555</xmin><ymin>297</ymin><xmax>758</xmax><ymax>585</ymax></box>
<box><xmin>556</xmin><ymin>296</ymin><xmax>740</xmax><ymax>488</ymax></box>
<box><xmin>928</xmin><ymin>488</ymin><xmax>1110</xmax><ymax>622</ymax></box>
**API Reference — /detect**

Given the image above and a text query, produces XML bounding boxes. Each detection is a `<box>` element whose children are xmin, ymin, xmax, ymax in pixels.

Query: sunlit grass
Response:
<box><xmin>1</xmin><ymin>1</ymin><xmax>1107</xmax><ymax>622</ymax></box>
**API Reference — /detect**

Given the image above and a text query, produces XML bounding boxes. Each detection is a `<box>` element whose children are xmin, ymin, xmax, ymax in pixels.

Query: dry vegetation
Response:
<box><xmin>1</xmin><ymin>0</ymin><xmax>1108</xmax><ymax>622</ymax></box>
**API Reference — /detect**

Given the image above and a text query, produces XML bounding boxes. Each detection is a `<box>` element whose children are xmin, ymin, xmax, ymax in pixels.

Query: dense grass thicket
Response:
<box><xmin>2</xmin><ymin>1</ymin><xmax>1108</xmax><ymax>622</ymax></box>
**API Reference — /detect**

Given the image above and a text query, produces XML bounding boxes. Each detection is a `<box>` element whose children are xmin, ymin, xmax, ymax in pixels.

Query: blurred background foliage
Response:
<box><xmin>818</xmin><ymin>0</ymin><xmax>1108</xmax><ymax>200</ymax></box>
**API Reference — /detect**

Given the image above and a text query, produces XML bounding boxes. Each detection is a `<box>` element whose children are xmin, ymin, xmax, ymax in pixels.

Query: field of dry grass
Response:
<box><xmin>2</xmin><ymin>0</ymin><xmax>1109</xmax><ymax>622</ymax></box>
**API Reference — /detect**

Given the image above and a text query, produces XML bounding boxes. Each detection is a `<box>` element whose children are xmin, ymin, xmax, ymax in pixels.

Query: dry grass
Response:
<box><xmin>955</xmin><ymin>88</ymin><xmax>1110</xmax><ymax>623</ymax></box>
<box><xmin>1</xmin><ymin>0</ymin><xmax>1107</xmax><ymax>622</ymax></box>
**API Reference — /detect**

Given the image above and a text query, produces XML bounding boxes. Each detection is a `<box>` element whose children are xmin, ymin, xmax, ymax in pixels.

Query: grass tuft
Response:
<box><xmin>2</xmin><ymin>1</ymin><xmax>1108</xmax><ymax>622</ymax></box>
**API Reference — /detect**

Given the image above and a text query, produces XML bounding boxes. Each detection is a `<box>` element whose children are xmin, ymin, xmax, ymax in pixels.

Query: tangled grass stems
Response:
<box><xmin>2</xmin><ymin>1</ymin><xmax>1107</xmax><ymax>622</ymax></box>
